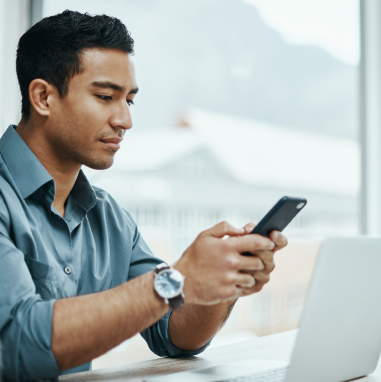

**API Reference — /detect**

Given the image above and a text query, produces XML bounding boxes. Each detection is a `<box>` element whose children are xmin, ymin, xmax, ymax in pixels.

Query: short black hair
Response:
<box><xmin>16</xmin><ymin>10</ymin><xmax>134</xmax><ymax>119</ymax></box>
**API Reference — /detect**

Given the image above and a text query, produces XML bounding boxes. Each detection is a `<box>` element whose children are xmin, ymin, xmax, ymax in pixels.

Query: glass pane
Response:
<box><xmin>43</xmin><ymin>0</ymin><xmax>360</xmax><ymax>369</ymax></box>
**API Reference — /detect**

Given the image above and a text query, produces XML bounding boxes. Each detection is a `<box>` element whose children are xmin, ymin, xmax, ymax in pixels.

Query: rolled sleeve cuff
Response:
<box><xmin>141</xmin><ymin>310</ymin><xmax>212</xmax><ymax>358</ymax></box>
<box><xmin>3</xmin><ymin>298</ymin><xmax>60</xmax><ymax>381</ymax></box>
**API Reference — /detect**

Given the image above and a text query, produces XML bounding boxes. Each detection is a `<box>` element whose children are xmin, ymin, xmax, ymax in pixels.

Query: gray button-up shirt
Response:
<box><xmin>0</xmin><ymin>125</ymin><xmax>208</xmax><ymax>381</ymax></box>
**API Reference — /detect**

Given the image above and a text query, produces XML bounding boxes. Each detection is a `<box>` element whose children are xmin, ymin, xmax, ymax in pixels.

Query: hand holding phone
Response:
<box><xmin>242</xmin><ymin>196</ymin><xmax>307</xmax><ymax>255</ymax></box>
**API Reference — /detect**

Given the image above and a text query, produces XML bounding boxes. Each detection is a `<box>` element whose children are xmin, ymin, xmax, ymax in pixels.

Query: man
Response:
<box><xmin>0</xmin><ymin>10</ymin><xmax>287</xmax><ymax>381</ymax></box>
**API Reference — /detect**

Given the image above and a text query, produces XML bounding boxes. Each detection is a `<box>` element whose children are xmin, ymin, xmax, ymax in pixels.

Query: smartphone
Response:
<box><xmin>242</xmin><ymin>196</ymin><xmax>307</xmax><ymax>255</ymax></box>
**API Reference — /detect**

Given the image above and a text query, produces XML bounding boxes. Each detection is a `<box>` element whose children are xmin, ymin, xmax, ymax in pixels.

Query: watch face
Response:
<box><xmin>154</xmin><ymin>269</ymin><xmax>183</xmax><ymax>299</ymax></box>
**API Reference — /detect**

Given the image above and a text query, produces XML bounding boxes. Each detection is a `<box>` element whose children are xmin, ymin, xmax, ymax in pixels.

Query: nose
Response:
<box><xmin>109</xmin><ymin>100</ymin><xmax>133</xmax><ymax>133</ymax></box>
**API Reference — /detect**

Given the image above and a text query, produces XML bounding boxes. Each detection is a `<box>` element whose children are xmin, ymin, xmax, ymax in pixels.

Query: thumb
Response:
<box><xmin>205</xmin><ymin>221</ymin><xmax>245</xmax><ymax>238</ymax></box>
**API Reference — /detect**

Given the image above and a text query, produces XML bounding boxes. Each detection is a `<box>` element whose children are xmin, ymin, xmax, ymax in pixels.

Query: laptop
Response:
<box><xmin>145</xmin><ymin>237</ymin><xmax>381</xmax><ymax>382</ymax></box>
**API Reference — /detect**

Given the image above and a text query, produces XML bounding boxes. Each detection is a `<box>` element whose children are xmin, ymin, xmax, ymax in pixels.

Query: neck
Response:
<box><xmin>16</xmin><ymin>117</ymin><xmax>80</xmax><ymax>217</ymax></box>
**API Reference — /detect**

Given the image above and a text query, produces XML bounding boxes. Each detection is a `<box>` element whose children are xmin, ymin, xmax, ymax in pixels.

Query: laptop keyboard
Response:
<box><xmin>215</xmin><ymin>366</ymin><xmax>287</xmax><ymax>382</ymax></box>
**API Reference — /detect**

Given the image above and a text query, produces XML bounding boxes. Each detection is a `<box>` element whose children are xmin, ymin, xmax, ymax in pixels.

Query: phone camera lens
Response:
<box><xmin>296</xmin><ymin>202</ymin><xmax>305</xmax><ymax>209</ymax></box>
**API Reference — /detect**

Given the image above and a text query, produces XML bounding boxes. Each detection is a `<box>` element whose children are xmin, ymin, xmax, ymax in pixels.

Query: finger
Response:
<box><xmin>254</xmin><ymin>250</ymin><xmax>275</xmax><ymax>269</ymax></box>
<box><xmin>235</xmin><ymin>273</ymin><xmax>255</xmax><ymax>288</ymax></box>
<box><xmin>239</xmin><ymin>251</ymin><xmax>274</xmax><ymax>272</ymax></box>
<box><xmin>243</xmin><ymin>222</ymin><xmax>255</xmax><ymax>234</ymax></box>
<box><xmin>235</xmin><ymin>255</ymin><xmax>264</xmax><ymax>271</ymax></box>
<box><xmin>231</xmin><ymin>234</ymin><xmax>275</xmax><ymax>253</ymax></box>
<box><xmin>251</xmin><ymin>271</ymin><xmax>270</xmax><ymax>284</ymax></box>
<box><xmin>205</xmin><ymin>221</ymin><xmax>245</xmax><ymax>239</ymax></box>
<box><xmin>269</xmin><ymin>231</ymin><xmax>288</xmax><ymax>251</ymax></box>
<box><xmin>239</xmin><ymin>272</ymin><xmax>270</xmax><ymax>294</ymax></box>
<box><xmin>228</xmin><ymin>287</ymin><xmax>245</xmax><ymax>300</ymax></box>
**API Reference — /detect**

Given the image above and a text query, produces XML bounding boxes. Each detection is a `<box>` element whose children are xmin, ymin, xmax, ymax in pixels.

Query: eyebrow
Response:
<box><xmin>128</xmin><ymin>87</ymin><xmax>139</xmax><ymax>95</ymax></box>
<box><xmin>91</xmin><ymin>81</ymin><xmax>139</xmax><ymax>95</ymax></box>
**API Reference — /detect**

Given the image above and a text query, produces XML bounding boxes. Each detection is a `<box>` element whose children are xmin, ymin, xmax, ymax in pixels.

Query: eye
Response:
<box><xmin>127</xmin><ymin>99</ymin><xmax>135</xmax><ymax>106</ymax></box>
<box><xmin>97</xmin><ymin>95</ymin><xmax>112</xmax><ymax>101</ymax></box>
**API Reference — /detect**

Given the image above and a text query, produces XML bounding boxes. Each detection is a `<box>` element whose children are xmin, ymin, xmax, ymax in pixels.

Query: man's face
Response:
<box><xmin>48</xmin><ymin>48</ymin><xmax>138</xmax><ymax>170</ymax></box>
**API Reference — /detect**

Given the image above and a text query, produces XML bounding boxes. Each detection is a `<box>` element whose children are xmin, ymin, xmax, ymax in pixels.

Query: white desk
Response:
<box><xmin>59</xmin><ymin>330</ymin><xmax>381</xmax><ymax>382</ymax></box>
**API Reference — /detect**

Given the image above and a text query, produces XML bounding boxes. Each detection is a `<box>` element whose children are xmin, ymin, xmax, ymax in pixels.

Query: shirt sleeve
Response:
<box><xmin>125</xmin><ymin>211</ymin><xmax>211</xmax><ymax>358</ymax></box>
<box><xmin>0</xmin><ymin>232</ymin><xmax>60</xmax><ymax>381</ymax></box>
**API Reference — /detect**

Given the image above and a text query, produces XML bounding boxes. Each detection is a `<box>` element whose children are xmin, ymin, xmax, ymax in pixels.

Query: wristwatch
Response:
<box><xmin>153</xmin><ymin>263</ymin><xmax>185</xmax><ymax>310</ymax></box>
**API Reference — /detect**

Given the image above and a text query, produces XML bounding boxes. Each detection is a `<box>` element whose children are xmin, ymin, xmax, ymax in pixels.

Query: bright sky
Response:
<box><xmin>242</xmin><ymin>0</ymin><xmax>360</xmax><ymax>66</ymax></box>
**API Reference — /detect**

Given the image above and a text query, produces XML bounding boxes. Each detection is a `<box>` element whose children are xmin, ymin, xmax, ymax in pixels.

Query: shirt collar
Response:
<box><xmin>0</xmin><ymin>125</ymin><xmax>97</xmax><ymax>211</ymax></box>
<box><xmin>0</xmin><ymin>125</ymin><xmax>53</xmax><ymax>199</ymax></box>
<box><xmin>70</xmin><ymin>170</ymin><xmax>97</xmax><ymax>211</ymax></box>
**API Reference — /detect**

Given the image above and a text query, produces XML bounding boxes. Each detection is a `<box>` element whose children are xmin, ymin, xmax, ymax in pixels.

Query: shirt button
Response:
<box><xmin>64</xmin><ymin>266</ymin><xmax>72</xmax><ymax>275</ymax></box>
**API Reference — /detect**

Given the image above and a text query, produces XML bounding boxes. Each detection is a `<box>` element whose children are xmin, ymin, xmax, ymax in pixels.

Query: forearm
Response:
<box><xmin>168</xmin><ymin>299</ymin><xmax>237</xmax><ymax>351</ymax></box>
<box><xmin>52</xmin><ymin>271</ymin><xmax>169</xmax><ymax>371</ymax></box>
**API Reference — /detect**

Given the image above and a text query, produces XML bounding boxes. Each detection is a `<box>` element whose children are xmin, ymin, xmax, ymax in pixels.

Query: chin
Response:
<box><xmin>83</xmin><ymin>156</ymin><xmax>115</xmax><ymax>170</ymax></box>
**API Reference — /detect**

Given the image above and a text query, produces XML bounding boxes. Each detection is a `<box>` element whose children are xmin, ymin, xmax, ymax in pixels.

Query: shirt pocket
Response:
<box><xmin>25</xmin><ymin>257</ymin><xmax>58</xmax><ymax>300</ymax></box>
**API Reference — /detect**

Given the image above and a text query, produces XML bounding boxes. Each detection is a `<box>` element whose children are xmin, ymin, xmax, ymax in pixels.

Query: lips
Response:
<box><xmin>100</xmin><ymin>136</ymin><xmax>123</xmax><ymax>150</ymax></box>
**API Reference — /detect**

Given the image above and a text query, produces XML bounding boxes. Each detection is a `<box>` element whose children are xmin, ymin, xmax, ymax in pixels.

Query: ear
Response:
<box><xmin>28</xmin><ymin>79</ymin><xmax>58</xmax><ymax>117</ymax></box>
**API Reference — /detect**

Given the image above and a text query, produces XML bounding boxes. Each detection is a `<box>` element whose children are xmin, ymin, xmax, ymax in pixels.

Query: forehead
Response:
<box><xmin>73</xmin><ymin>48</ymin><xmax>137</xmax><ymax>89</ymax></box>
